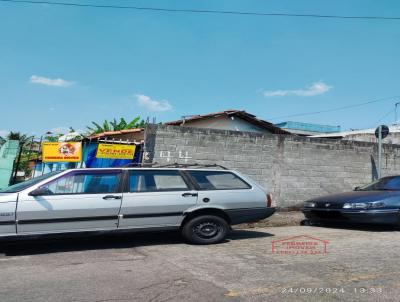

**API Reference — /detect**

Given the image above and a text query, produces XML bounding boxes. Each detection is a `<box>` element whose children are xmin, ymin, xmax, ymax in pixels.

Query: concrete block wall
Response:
<box><xmin>143</xmin><ymin>125</ymin><xmax>400</xmax><ymax>209</ymax></box>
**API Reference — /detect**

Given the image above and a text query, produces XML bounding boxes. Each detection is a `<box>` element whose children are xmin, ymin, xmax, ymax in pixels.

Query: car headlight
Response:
<box><xmin>368</xmin><ymin>201</ymin><xmax>386</xmax><ymax>208</ymax></box>
<box><xmin>304</xmin><ymin>201</ymin><xmax>316</xmax><ymax>208</ymax></box>
<box><xmin>343</xmin><ymin>201</ymin><xmax>386</xmax><ymax>209</ymax></box>
<box><xmin>355</xmin><ymin>203</ymin><xmax>369</xmax><ymax>209</ymax></box>
<box><xmin>343</xmin><ymin>202</ymin><xmax>368</xmax><ymax>209</ymax></box>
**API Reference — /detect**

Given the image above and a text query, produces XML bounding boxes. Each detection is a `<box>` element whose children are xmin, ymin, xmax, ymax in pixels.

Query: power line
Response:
<box><xmin>1</xmin><ymin>0</ymin><xmax>400</xmax><ymax>21</ymax></box>
<box><xmin>268</xmin><ymin>96</ymin><xmax>400</xmax><ymax>121</ymax></box>
<box><xmin>372</xmin><ymin>108</ymin><xmax>395</xmax><ymax>127</ymax></box>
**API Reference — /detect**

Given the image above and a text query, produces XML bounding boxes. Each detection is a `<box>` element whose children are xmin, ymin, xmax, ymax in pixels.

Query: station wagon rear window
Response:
<box><xmin>187</xmin><ymin>171</ymin><xmax>251</xmax><ymax>190</ymax></box>
<box><xmin>129</xmin><ymin>170</ymin><xmax>189</xmax><ymax>192</ymax></box>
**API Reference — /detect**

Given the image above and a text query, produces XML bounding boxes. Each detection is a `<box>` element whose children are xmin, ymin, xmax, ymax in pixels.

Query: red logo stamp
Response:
<box><xmin>272</xmin><ymin>235</ymin><xmax>329</xmax><ymax>255</ymax></box>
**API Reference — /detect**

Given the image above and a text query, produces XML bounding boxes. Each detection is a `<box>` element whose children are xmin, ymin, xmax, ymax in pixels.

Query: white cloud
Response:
<box><xmin>30</xmin><ymin>75</ymin><xmax>74</xmax><ymax>87</ymax></box>
<box><xmin>135</xmin><ymin>94</ymin><xmax>172</xmax><ymax>112</ymax></box>
<box><xmin>0</xmin><ymin>130</ymin><xmax>9</xmax><ymax>137</ymax></box>
<box><xmin>263</xmin><ymin>90</ymin><xmax>289</xmax><ymax>97</ymax></box>
<box><xmin>264</xmin><ymin>81</ymin><xmax>332</xmax><ymax>97</ymax></box>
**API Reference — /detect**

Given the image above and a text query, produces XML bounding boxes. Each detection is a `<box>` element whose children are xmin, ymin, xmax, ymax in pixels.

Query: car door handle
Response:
<box><xmin>102</xmin><ymin>195</ymin><xmax>122</xmax><ymax>200</ymax></box>
<box><xmin>182</xmin><ymin>192</ymin><xmax>198</xmax><ymax>197</ymax></box>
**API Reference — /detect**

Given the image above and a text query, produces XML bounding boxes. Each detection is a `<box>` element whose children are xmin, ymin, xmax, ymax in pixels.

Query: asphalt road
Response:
<box><xmin>0</xmin><ymin>225</ymin><xmax>400</xmax><ymax>302</ymax></box>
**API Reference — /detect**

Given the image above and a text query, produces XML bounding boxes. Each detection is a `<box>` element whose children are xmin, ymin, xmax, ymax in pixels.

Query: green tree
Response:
<box><xmin>87</xmin><ymin>117</ymin><xmax>147</xmax><ymax>134</ymax></box>
<box><xmin>6</xmin><ymin>132</ymin><xmax>34</xmax><ymax>146</ymax></box>
<box><xmin>44</xmin><ymin>133</ymin><xmax>63</xmax><ymax>142</ymax></box>
<box><xmin>3</xmin><ymin>132</ymin><xmax>35</xmax><ymax>180</ymax></box>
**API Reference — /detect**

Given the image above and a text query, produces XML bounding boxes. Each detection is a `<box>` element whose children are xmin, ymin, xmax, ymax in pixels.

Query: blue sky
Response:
<box><xmin>1</xmin><ymin>0</ymin><xmax>400</xmax><ymax>136</ymax></box>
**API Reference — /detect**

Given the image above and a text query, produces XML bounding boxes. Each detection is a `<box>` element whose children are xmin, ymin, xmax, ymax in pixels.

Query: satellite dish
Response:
<box><xmin>375</xmin><ymin>125</ymin><xmax>389</xmax><ymax>139</ymax></box>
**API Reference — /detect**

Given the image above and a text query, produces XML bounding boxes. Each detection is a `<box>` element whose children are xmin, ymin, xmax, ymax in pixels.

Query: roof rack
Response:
<box><xmin>154</xmin><ymin>163</ymin><xmax>229</xmax><ymax>170</ymax></box>
<box><xmin>122</xmin><ymin>162</ymin><xmax>229</xmax><ymax>170</ymax></box>
<box><xmin>123</xmin><ymin>162</ymin><xmax>158</xmax><ymax>167</ymax></box>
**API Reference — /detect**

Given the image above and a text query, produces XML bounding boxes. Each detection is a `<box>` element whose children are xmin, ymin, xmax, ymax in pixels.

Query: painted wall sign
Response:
<box><xmin>42</xmin><ymin>142</ymin><xmax>82</xmax><ymax>162</ymax></box>
<box><xmin>159</xmin><ymin>150</ymin><xmax>192</xmax><ymax>162</ymax></box>
<box><xmin>96</xmin><ymin>143</ymin><xmax>136</xmax><ymax>159</ymax></box>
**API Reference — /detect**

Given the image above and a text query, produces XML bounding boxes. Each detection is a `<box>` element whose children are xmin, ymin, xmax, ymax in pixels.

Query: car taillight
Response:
<box><xmin>267</xmin><ymin>193</ymin><xmax>272</xmax><ymax>207</ymax></box>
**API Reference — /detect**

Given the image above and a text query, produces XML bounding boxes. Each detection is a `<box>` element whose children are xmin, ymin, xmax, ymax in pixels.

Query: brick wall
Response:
<box><xmin>143</xmin><ymin>125</ymin><xmax>400</xmax><ymax>209</ymax></box>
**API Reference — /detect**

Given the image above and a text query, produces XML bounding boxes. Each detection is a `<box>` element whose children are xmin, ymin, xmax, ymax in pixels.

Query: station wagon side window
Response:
<box><xmin>187</xmin><ymin>171</ymin><xmax>251</xmax><ymax>190</ymax></box>
<box><xmin>129</xmin><ymin>170</ymin><xmax>189</xmax><ymax>192</ymax></box>
<box><xmin>39</xmin><ymin>171</ymin><xmax>121</xmax><ymax>195</ymax></box>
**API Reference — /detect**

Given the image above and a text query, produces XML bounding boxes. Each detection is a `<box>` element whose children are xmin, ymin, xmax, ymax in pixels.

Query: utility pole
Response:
<box><xmin>378</xmin><ymin>125</ymin><xmax>382</xmax><ymax>179</ymax></box>
<box><xmin>395</xmin><ymin>102</ymin><xmax>400</xmax><ymax>123</ymax></box>
<box><xmin>375</xmin><ymin>125</ymin><xmax>389</xmax><ymax>179</ymax></box>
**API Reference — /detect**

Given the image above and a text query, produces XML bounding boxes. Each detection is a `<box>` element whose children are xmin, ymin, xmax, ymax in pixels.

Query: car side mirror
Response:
<box><xmin>354</xmin><ymin>186</ymin><xmax>360</xmax><ymax>191</ymax></box>
<box><xmin>29</xmin><ymin>187</ymin><xmax>50</xmax><ymax>197</ymax></box>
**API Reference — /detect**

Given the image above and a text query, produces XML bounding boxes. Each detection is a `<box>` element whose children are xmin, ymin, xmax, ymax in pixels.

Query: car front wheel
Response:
<box><xmin>182</xmin><ymin>215</ymin><xmax>229</xmax><ymax>245</ymax></box>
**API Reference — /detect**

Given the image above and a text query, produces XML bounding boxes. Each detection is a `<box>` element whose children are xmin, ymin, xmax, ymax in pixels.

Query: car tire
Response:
<box><xmin>182</xmin><ymin>215</ymin><xmax>229</xmax><ymax>245</ymax></box>
<box><xmin>300</xmin><ymin>219</ymin><xmax>311</xmax><ymax>226</ymax></box>
<box><xmin>301</xmin><ymin>219</ymin><xmax>320</xmax><ymax>226</ymax></box>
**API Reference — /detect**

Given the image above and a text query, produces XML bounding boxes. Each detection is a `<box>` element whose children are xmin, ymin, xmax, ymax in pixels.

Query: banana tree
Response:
<box><xmin>87</xmin><ymin>117</ymin><xmax>147</xmax><ymax>134</ymax></box>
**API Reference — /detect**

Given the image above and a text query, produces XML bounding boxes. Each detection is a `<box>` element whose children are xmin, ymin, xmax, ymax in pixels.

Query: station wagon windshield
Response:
<box><xmin>356</xmin><ymin>176</ymin><xmax>400</xmax><ymax>191</ymax></box>
<box><xmin>0</xmin><ymin>171</ymin><xmax>62</xmax><ymax>193</ymax></box>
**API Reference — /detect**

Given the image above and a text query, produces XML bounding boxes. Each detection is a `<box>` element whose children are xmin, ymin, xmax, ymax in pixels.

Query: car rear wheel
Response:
<box><xmin>301</xmin><ymin>219</ymin><xmax>312</xmax><ymax>226</ymax></box>
<box><xmin>182</xmin><ymin>215</ymin><xmax>229</xmax><ymax>245</ymax></box>
<box><xmin>301</xmin><ymin>219</ymin><xmax>322</xmax><ymax>226</ymax></box>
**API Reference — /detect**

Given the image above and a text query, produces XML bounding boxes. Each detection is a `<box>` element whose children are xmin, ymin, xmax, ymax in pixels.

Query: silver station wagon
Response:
<box><xmin>0</xmin><ymin>166</ymin><xmax>275</xmax><ymax>244</ymax></box>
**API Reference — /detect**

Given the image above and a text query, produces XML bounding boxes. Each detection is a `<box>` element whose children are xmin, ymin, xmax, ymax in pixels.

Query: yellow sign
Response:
<box><xmin>96</xmin><ymin>143</ymin><xmax>136</xmax><ymax>159</ymax></box>
<box><xmin>42</xmin><ymin>142</ymin><xmax>82</xmax><ymax>162</ymax></box>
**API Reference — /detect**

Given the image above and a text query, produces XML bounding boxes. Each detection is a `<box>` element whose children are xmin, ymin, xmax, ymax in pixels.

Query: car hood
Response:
<box><xmin>307</xmin><ymin>190</ymin><xmax>400</xmax><ymax>204</ymax></box>
<box><xmin>0</xmin><ymin>193</ymin><xmax>18</xmax><ymax>203</ymax></box>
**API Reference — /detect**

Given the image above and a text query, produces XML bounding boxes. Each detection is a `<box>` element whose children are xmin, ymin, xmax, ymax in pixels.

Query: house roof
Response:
<box><xmin>275</xmin><ymin>121</ymin><xmax>341</xmax><ymax>134</ymax></box>
<box><xmin>165</xmin><ymin>110</ymin><xmax>290</xmax><ymax>135</ymax></box>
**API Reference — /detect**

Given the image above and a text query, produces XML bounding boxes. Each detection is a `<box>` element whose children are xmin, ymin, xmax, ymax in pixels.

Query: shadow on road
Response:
<box><xmin>229</xmin><ymin>229</ymin><xmax>274</xmax><ymax>240</ymax></box>
<box><xmin>0</xmin><ymin>229</ymin><xmax>273</xmax><ymax>256</ymax></box>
